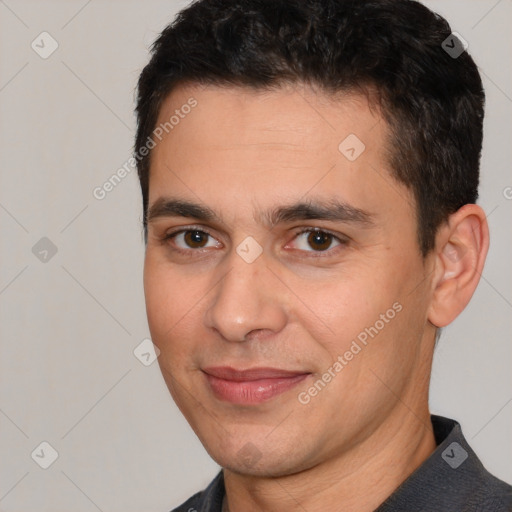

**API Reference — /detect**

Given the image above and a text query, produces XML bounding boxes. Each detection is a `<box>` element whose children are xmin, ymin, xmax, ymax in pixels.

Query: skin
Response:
<box><xmin>143</xmin><ymin>83</ymin><xmax>489</xmax><ymax>512</ymax></box>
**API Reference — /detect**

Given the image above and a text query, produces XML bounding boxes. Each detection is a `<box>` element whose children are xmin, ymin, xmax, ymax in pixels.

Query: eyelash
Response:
<box><xmin>161</xmin><ymin>225</ymin><xmax>348</xmax><ymax>258</ymax></box>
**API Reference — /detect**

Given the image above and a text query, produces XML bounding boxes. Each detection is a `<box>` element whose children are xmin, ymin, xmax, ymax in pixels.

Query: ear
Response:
<box><xmin>428</xmin><ymin>204</ymin><xmax>490</xmax><ymax>328</ymax></box>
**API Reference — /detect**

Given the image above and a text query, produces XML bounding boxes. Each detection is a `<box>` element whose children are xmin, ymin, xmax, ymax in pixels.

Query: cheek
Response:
<box><xmin>143</xmin><ymin>254</ymin><xmax>206</xmax><ymax>347</ymax></box>
<box><xmin>293</xmin><ymin>270</ymin><xmax>400</xmax><ymax>357</ymax></box>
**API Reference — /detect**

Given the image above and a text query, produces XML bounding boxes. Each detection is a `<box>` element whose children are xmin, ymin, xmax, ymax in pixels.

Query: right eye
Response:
<box><xmin>163</xmin><ymin>228</ymin><xmax>222</xmax><ymax>253</ymax></box>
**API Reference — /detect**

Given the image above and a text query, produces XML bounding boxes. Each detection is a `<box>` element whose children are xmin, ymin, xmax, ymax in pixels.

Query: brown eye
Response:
<box><xmin>163</xmin><ymin>227</ymin><xmax>221</xmax><ymax>253</ymax></box>
<box><xmin>289</xmin><ymin>228</ymin><xmax>345</xmax><ymax>254</ymax></box>
<box><xmin>306</xmin><ymin>230</ymin><xmax>334</xmax><ymax>251</ymax></box>
<box><xmin>183</xmin><ymin>230</ymin><xmax>209</xmax><ymax>248</ymax></box>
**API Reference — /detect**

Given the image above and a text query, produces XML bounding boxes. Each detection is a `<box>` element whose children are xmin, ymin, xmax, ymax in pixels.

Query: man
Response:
<box><xmin>135</xmin><ymin>0</ymin><xmax>512</xmax><ymax>510</ymax></box>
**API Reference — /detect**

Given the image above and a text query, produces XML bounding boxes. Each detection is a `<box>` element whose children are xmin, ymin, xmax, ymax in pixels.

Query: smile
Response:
<box><xmin>202</xmin><ymin>366</ymin><xmax>311</xmax><ymax>405</ymax></box>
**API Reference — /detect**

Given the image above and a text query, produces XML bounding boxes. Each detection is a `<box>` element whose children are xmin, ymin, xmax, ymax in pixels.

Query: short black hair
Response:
<box><xmin>135</xmin><ymin>0</ymin><xmax>485</xmax><ymax>255</ymax></box>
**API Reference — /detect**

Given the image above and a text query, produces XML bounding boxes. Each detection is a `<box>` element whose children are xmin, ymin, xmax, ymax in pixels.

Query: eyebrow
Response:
<box><xmin>146</xmin><ymin>197</ymin><xmax>374</xmax><ymax>228</ymax></box>
<box><xmin>147</xmin><ymin>197</ymin><xmax>218</xmax><ymax>224</ymax></box>
<box><xmin>263</xmin><ymin>199</ymin><xmax>373</xmax><ymax>227</ymax></box>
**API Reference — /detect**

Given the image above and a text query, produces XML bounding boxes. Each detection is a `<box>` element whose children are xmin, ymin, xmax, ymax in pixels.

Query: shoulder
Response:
<box><xmin>377</xmin><ymin>415</ymin><xmax>512</xmax><ymax>512</ymax></box>
<box><xmin>169</xmin><ymin>471</ymin><xmax>225</xmax><ymax>512</ymax></box>
<box><xmin>169</xmin><ymin>492</ymin><xmax>203</xmax><ymax>512</ymax></box>
<box><xmin>464</xmin><ymin>469</ymin><xmax>512</xmax><ymax>511</ymax></box>
<box><xmin>433</xmin><ymin>416</ymin><xmax>512</xmax><ymax>511</ymax></box>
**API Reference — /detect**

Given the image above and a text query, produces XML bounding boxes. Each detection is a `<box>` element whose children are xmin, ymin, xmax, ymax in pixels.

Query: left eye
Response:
<box><xmin>172</xmin><ymin>230</ymin><xmax>220</xmax><ymax>250</ymax></box>
<box><xmin>292</xmin><ymin>229</ymin><xmax>342</xmax><ymax>252</ymax></box>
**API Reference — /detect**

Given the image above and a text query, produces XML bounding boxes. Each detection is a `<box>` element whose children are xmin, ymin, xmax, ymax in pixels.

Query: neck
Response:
<box><xmin>223</xmin><ymin>406</ymin><xmax>436</xmax><ymax>512</ymax></box>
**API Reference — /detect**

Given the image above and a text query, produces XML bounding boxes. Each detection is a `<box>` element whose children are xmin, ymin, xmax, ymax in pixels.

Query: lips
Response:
<box><xmin>202</xmin><ymin>366</ymin><xmax>310</xmax><ymax>405</ymax></box>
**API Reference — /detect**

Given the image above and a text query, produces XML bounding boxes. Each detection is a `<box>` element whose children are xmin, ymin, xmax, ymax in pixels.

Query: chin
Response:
<box><xmin>200</xmin><ymin>432</ymin><xmax>315</xmax><ymax>478</ymax></box>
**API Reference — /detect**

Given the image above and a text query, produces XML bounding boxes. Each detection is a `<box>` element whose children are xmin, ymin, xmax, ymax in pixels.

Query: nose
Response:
<box><xmin>204</xmin><ymin>248</ymin><xmax>288</xmax><ymax>343</ymax></box>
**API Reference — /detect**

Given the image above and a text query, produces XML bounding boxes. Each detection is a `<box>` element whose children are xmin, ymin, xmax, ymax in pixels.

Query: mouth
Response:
<box><xmin>201</xmin><ymin>366</ymin><xmax>311</xmax><ymax>405</ymax></box>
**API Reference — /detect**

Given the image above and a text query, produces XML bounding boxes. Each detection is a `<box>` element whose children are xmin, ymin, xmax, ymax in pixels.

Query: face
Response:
<box><xmin>143</xmin><ymin>83</ymin><xmax>437</xmax><ymax>476</ymax></box>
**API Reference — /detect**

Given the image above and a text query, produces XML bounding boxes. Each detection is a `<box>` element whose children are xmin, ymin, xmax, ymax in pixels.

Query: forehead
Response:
<box><xmin>148</xmin><ymin>83</ymin><xmax>413</xmax><ymax>227</ymax></box>
<box><xmin>154</xmin><ymin>83</ymin><xmax>383</xmax><ymax>154</ymax></box>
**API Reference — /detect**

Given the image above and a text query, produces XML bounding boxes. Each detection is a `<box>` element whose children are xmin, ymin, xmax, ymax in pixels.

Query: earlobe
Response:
<box><xmin>428</xmin><ymin>204</ymin><xmax>489</xmax><ymax>328</ymax></box>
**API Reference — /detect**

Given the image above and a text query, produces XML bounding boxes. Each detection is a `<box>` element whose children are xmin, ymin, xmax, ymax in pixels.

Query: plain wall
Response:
<box><xmin>0</xmin><ymin>1</ymin><xmax>510</xmax><ymax>510</ymax></box>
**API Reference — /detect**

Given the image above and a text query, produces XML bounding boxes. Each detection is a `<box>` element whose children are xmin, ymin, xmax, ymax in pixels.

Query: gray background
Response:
<box><xmin>0</xmin><ymin>1</ymin><xmax>510</xmax><ymax>510</ymax></box>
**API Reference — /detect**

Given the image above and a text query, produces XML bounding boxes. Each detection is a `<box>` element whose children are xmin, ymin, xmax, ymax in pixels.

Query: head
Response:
<box><xmin>136</xmin><ymin>0</ymin><xmax>488</xmax><ymax>476</ymax></box>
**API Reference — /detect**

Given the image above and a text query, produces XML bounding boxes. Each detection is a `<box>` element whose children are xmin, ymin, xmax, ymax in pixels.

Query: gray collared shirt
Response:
<box><xmin>170</xmin><ymin>415</ymin><xmax>512</xmax><ymax>512</ymax></box>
